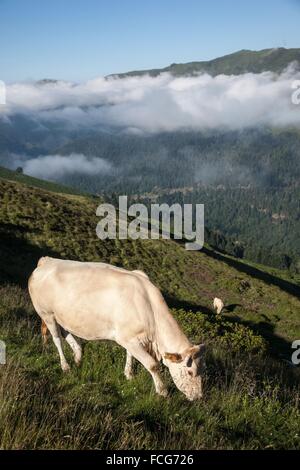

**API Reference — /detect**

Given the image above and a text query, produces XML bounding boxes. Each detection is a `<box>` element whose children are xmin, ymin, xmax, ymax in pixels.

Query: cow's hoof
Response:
<box><xmin>74</xmin><ymin>357</ymin><xmax>82</xmax><ymax>366</ymax></box>
<box><xmin>125</xmin><ymin>373</ymin><xmax>133</xmax><ymax>381</ymax></box>
<box><xmin>158</xmin><ymin>388</ymin><xmax>168</xmax><ymax>398</ymax></box>
<box><xmin>62</xmin><ymin>363</ymin><xmax>71</xmax><ymax>372</ymax></box>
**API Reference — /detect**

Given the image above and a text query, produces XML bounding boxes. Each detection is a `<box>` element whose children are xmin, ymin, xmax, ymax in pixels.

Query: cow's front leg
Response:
<box><xmin>61</xmin><ymin>328</ymin><xmax>82</xmax><ymax>366</ymax></box>
<box><xmin>124</xmin><ymin>350</ymin><xmax>133</xmax><ymax>380</ymax></box>
<box><xmin>124</xmin><ymin>340</ymin><xmax>168</xmax><ymax>397</ymax></box>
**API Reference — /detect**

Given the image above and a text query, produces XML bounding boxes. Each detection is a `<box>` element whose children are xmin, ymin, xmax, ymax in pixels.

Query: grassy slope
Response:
<box><xmin>0</xmin><ymin>166</ymin><xmax>83</xmax><ymax>196</ymax></box>
<box><xmin>0</xmin><ymin>177</ymin><xmax>300</xmax><ymax>449</ymax></box>
<box><xmin>112</xmin><ymin>48</ymin><xmax>300</xmax><ymax>78</ymax></box>
<box><xmin>202</xmin><ymin>246</ymin><xmax>300</xmax><ymax>292</ymax></box>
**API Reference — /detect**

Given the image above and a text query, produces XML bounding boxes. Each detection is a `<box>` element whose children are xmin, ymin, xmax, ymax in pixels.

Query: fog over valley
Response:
<box><xmin>2</xmin><ymin>66</ymin><xmax>300</xmax><ymax>133</ymax></box>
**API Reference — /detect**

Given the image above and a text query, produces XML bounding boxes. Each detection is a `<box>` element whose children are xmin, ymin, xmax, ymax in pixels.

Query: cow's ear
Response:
<box><xmin>164</xmin><ymin>352</ymin><xmax>183</xmax><ymax>363</ymax></box>
<box><xmin>191</xmin><ymin>343</ymin><xmax>206</xmax><ymax>359</ymax></box>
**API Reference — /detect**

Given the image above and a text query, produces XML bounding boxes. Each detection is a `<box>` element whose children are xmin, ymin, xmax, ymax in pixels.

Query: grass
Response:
<box><xmin>0</xmin><ymin>165</ymin><xmax>84</xmax><ymax>196</ymax></box>
<box><xmin>0</xmin><ymin>283</ymin><xmax>299</xmax><ymax>450</ymax></box>
<box><xmin>0</xmin><ymin>176</ymin><xmax>300</xmax><ymax>449</ymax></box>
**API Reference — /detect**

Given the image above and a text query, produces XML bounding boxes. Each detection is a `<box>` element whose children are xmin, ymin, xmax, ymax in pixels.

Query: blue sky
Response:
<box><xmin>0</xmin><ymin>0</ymin><xmax>299</xmax><ymax>82</ymax></box>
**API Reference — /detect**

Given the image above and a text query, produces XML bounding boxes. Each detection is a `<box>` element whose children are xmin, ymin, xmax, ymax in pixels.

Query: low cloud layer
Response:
<box><xmin>1</xmin><ymin>66</ymin><xmax>300</xmax><ymax>132</ymax></box>
<box><xmin>18</xmin><ymin>153</ymin><xmax>111</xmax><ymax>179</ymax></box>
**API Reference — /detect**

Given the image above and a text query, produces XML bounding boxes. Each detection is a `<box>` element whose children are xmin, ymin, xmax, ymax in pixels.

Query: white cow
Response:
<box><xmin>28</xmin><ymin>257</ymin><xmax>206</xmax><ymax>401</ymax></box>
<box><xmin>213</xmin><ymin>297</ymin><xmax>224</xmax><ymax>314</ymax></box>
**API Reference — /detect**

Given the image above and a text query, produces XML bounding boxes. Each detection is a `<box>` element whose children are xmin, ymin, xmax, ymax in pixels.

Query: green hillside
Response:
<box><xmin>111</xmin><ymin>47</ymin><xmax>300</xmax><ymax>78</ymax></box>
<box><xmin>0</xmin><ymin>165</ymin><xmax>83</xmax><ymax>196</ymax></box>
<box><xmin>0</xmin><ymin>175</ymin><xmax>300</xmax><ymax>449</ymax></box>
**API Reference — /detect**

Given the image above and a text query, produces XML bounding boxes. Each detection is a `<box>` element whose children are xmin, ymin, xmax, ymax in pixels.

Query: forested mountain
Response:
<box><xmin>49</xmin><ymin>127</ymin><xmax>300</xmax><ymax>273</ymax></box>
<box><xmin>53</xmin><ymin>127</ymin><xmax>300</xmax><ymax>191</ymax></box>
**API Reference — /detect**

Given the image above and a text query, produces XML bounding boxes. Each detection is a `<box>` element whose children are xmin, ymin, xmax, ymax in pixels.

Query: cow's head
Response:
<box><xmin>164</xmin><ymin>344</ymin><xmax>206</xmax><ymax>401</ymax></box>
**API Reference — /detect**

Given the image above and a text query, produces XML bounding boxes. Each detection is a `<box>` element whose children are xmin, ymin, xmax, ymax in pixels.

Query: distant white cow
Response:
<box><xmin>28</xmin><ymin>257</ymin><xmax>206</xmax><ymax>401</ymax></box>
<box><xmin>213</xmin><ymin>297</ymin><xmax>224</xmax><ymax>314</ymax></box>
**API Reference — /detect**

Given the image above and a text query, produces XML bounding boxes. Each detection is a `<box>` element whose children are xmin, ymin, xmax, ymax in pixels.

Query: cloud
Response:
<box><xmin>18</xmin><ymin>153</ymin><xmax>112</xmax><ymax>179</ymax></box>
<box><xmin>1</xmin><ymin>65</ymin><xmax>300</xmax><ymax>132</ymax></box>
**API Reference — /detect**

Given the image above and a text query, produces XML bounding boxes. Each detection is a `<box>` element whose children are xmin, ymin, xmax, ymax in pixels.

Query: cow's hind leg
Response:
<box><xmin>124</xmin><ymin>351</ymin><xmax>133</xmax><ymax>380</ymax></box>
<box><xmin>43</xmin><ymin>317</ymin><xmax>70</xmax><ymax>372</ymax></box>
<box><xmin>124</xmin><ymin>340</ymin><xmax>167</xmax><ymax>397</ymax></box>
<box><xmin>61</xmin><ymin>328</ymin><xmax>82</xmax><ymax>366</ymax></box>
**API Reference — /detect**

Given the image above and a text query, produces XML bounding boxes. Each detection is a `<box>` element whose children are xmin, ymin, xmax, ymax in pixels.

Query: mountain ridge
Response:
<box><xmin>108</xmin><ymin>47</ymin><xmax>300</xmax><ymax>78</ymax></box>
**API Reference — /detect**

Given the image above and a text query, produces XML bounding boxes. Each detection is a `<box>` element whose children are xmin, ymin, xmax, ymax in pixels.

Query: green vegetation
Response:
<box><xmin>111</xmin><ymin>47</ymin><xmax>300</xmax><ymax>78</ymax></box>
<box><xmin>52</xmin><ymin>127</ymin><xmax>300</xmax><ymax>272</ymax></box>
<box><xmin>0</xmin><ymin>165</ymin><xmax>83</xmax><ymax>196</ymax></box>
<box><xmin>0</xmin><ymin>175</ymin><xmax>300</xmax><ymax>449</ymax></box>
<box><xmin>138</xmin><ymin>183</ymin><xmax>300</xmax><ymax>274</ymax></box>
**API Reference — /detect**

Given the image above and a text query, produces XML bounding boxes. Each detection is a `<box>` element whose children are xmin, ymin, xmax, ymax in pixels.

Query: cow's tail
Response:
<box><xmin>41</xmin><ymin>320</ymin><xmax>48</xmax><ymax>345</ymax></box>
